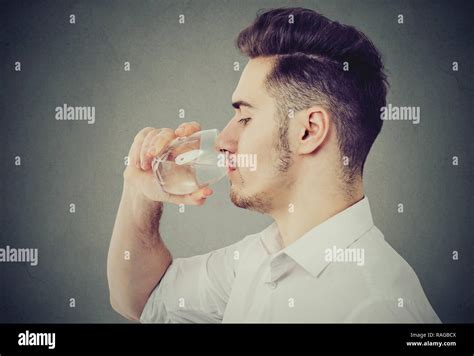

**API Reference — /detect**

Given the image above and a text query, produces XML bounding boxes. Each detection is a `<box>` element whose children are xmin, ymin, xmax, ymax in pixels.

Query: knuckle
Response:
<box><xmin>134</xmin><ymin>127</ymin><xmax>154</xmax><ymax>142</ymax></box>
<box><xmin>144</xmin><ymin>129</ymin><xmax>158</xmax><ymax>141</ymax></box>
<box><xmin>160</xmin><ymin>128</ymin><xmax>174</xmax><ymax>136</ymax></box>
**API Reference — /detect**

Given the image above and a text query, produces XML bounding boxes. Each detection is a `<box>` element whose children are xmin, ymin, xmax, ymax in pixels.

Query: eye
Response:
<box><xmin>238</xmin><ymin>117</ymin><xmax>251</xmax><ymax>125</ymax></box>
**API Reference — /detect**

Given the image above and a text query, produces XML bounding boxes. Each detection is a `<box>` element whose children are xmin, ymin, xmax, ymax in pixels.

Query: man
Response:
<box><xmin>107</xmin><ymin>7</ymin><xmax>440</xmax><ymax>323</ymax></box>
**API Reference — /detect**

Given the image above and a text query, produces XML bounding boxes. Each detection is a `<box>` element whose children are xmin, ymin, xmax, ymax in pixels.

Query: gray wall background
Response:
<box><xmin>1</xmin><ymin>0</ymin><xmax>472</xmax><ymax>323</ymax></box>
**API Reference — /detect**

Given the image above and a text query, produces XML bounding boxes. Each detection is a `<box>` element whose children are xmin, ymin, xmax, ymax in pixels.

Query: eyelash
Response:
<box><xmin>238</xmin><ymin>117</ymin><xmax>251</xmax><ymax>125</ymax></box>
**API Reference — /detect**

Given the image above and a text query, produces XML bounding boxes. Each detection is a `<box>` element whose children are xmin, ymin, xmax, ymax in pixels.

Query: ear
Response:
<box><xmin>296</xmin><ymin>106</ymin><xmax>330</xmax><ymax>155</ymax></box>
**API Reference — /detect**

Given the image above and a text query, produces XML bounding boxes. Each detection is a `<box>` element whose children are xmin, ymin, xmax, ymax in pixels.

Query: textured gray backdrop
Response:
<box><xmin>1</xmin><ymin>0</ymin><xmax>473</xmax><ymax>323</ymax></box>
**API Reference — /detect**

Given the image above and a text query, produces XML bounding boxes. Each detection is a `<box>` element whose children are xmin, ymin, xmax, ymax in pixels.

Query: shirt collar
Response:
<box><xmin>260</xmin><ymin>196</ymin><xmax>375</xmax><ymax>279</ymax></box>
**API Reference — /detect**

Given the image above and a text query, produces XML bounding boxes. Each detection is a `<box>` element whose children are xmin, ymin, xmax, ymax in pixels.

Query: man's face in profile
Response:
<box><xmin>217</xmin><ymin>57</ymin><xmax>297</xmax><ymax>214</ymax></box>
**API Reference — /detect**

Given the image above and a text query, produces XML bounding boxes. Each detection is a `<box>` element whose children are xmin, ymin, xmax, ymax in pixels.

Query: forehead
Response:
<box><xmin>232</xmin><ymin>57</ymin><xmax>275</xmax><ymax>106</ymax></box>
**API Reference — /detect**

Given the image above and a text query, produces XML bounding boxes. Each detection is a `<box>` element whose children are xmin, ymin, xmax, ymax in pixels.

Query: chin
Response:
<box><xmin>229</xmin><ymin>186</ymin><xmax>272</xmax><ymax>214</ymax></box>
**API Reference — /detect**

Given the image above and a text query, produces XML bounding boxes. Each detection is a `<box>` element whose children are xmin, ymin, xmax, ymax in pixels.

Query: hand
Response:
<box><xmin>123</xmin><ymin>122</ymin><xmax>213</xmax><ymax>205</ymax></box>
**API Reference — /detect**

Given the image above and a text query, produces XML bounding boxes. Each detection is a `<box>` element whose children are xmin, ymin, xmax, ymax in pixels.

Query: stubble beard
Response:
<box><xmin>229</xmin><ymin>173</ymin><xmax>273</xmax><ymax>214</ymax></box>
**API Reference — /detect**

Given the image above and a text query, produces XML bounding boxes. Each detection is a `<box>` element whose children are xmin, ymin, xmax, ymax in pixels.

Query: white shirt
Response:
<box><xmin>140</xmin><ymin>197</ymin><xmax>441</xmax><ymax>323</ymax></box>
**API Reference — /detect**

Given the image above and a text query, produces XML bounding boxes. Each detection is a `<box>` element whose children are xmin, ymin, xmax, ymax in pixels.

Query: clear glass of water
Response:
<box><xmin>152</xmin><ymin>129</ymin><xmax>227</xmax><ymax>195</ymax></box>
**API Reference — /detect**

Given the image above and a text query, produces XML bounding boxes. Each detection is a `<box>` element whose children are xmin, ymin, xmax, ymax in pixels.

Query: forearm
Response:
<box><xmin>107</xmin><ymin>183</ymin><xmax>172</xmax><ymax>321</ymax></box>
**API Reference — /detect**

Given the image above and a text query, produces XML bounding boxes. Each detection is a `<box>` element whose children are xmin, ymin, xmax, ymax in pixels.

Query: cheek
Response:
<box><xmin>238</xmin><ymin>126</ymin><xmax>276</xmax><ymax>179</ymax></box>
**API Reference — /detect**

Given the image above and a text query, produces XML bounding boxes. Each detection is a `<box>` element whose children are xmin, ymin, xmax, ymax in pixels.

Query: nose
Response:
<box><xmin>216</xmin><ymin>118</ymin><xmax>239</xmax><ymax>154</ymax></box>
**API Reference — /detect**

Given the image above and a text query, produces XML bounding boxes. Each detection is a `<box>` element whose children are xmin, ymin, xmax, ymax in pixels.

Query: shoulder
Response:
<box><xmin>354</xmin><ymin>226</ymin><xmax>422</xmax><ymax>295</ymax></box>
<box><xmin>343</xmin><ymin>226</ymin><xmax>441</xmax><ymax>322</ymax></box>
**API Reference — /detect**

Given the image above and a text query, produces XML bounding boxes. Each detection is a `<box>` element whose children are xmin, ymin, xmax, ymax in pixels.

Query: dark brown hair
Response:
<box><xmin>236</xmin><ymin>7</ymin><xmax>388</xmax><ymax>181</ymax></box>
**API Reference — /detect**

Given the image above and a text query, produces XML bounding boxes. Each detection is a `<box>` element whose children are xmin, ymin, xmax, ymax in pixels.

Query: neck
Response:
<box><xmin>271</xmin><ymin>178</ymin><xmax>364</xmax><ymax>248</ymax></box>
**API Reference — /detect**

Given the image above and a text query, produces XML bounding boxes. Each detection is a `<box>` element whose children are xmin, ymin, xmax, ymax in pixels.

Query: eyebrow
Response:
<box><xmin>232</xmin><ymin>100</ymin><xmax>255</xmax><ymax>110</ymax></box>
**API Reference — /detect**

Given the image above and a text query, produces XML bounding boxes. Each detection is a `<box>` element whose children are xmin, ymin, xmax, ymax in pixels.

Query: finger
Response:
<box><xmin>180</xmin><ymin>187</ymin><xmax>213</xmax><ymax>206</ymax></box>
<box><xmin>141</xmin><ymin>128</ymin><xmax>176</xmax><ymax>170</ymax></box>
<box><xmin>150</xmin><ymin>128</ymin><xmax>176</xmax><ymax>155</ymax></box>
<box><xmin>166</xmin><ymin>187</ymin><xmax>213</xmax><ymax>206</ymax></box>
<box><xmin>129</xmin><ymin>127</ymin><xmax>155</xmax><ymax>169</ymax></box>
<box><xmin>175</xmin><ymin>121</ymin><xmax>201</xmax><ymax>137</ymax></box>
<box><xmin>139</xmin><ymin>129</ymin><xmax>162</xmax><ymax>170</ymax></box>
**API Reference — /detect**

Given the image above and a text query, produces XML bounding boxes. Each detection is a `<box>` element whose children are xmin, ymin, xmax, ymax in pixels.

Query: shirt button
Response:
<box><xmin>268</xmin><ymin>282</ymin><xmax>277</xmax><ymax>289</ymax></box>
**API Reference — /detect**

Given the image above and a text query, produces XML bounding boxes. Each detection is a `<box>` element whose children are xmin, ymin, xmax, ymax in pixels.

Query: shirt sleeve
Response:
<box><xmin>139</xmin><ymin>238</ymin><xmax>244</xmax><ymax>323</ymax></box>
